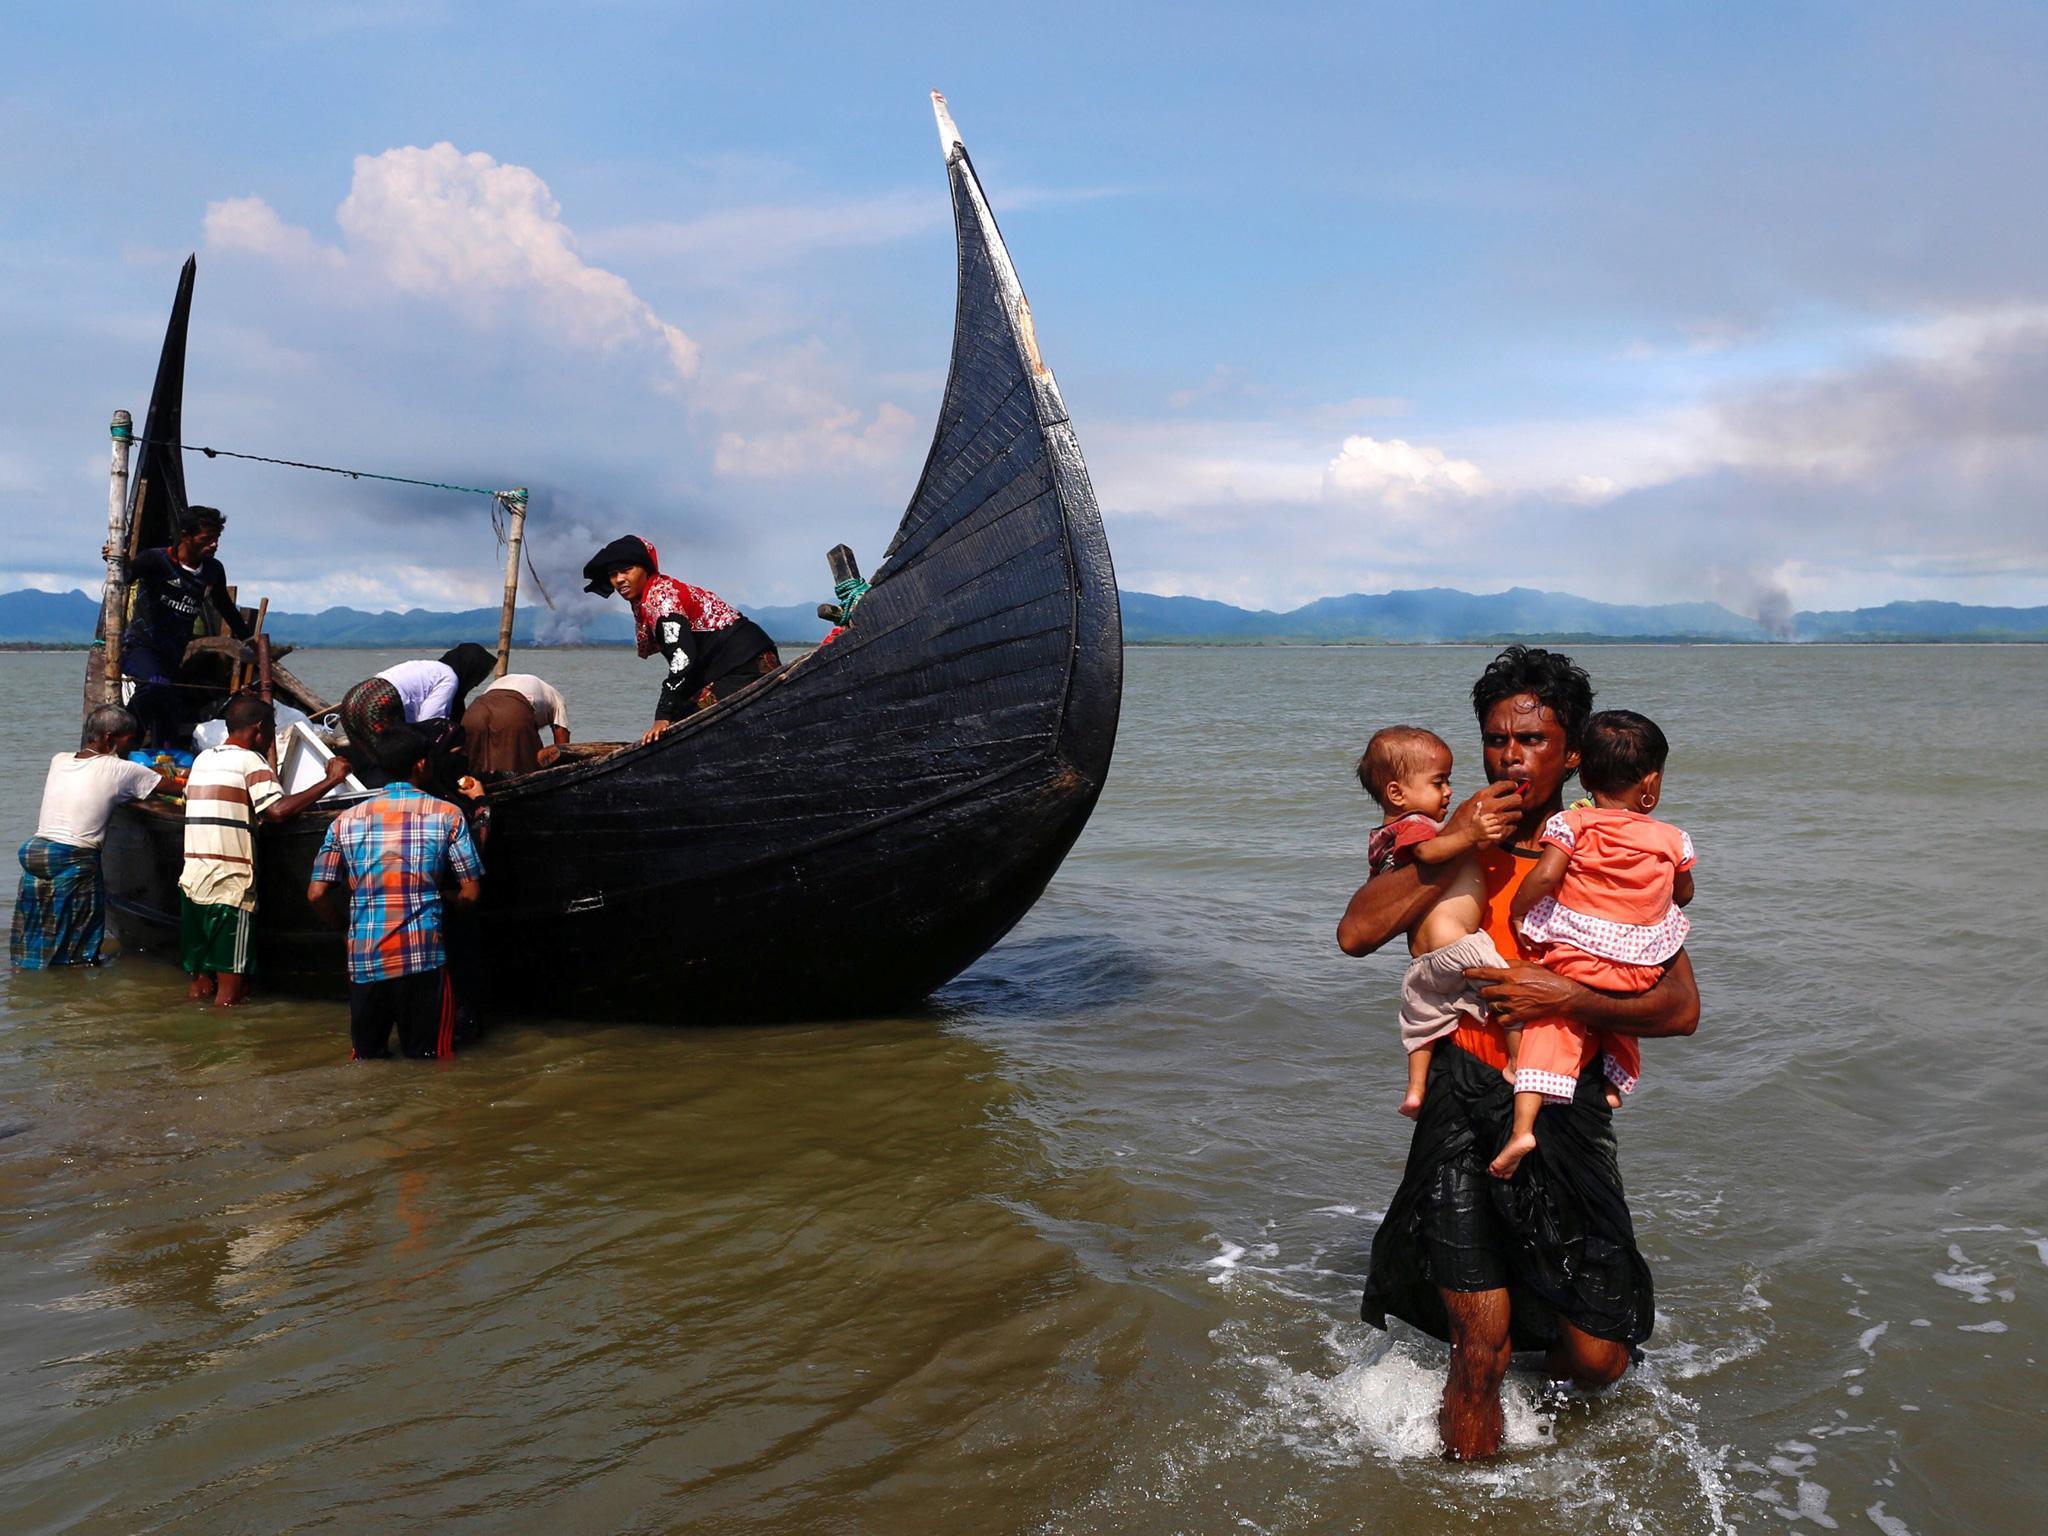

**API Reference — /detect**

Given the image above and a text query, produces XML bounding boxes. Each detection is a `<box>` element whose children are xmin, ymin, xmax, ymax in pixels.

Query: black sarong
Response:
<box><xmin>1361</xmin><ymin>1041</ymin><xmax>1655</xmax><ymax>1350</ymax></box>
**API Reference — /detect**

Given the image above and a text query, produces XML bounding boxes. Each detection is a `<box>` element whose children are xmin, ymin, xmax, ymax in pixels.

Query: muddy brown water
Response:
<box><xmin>2</xmin><ymin>645</ymin><xmax>2042</xmax><ymax>1533</ymax></box>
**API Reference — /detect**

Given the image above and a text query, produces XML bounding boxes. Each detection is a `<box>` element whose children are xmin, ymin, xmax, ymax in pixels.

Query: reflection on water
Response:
<box><xmin>2</xmin><ymin>646</ymin><xmax>2045</xmax><ymax>1533</ymax></box>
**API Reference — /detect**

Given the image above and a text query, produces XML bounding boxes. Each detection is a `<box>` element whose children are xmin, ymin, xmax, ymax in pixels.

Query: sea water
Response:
<box><xmin>0</xmin><ymin>644</ymin><xmax>2042</xmax><ymax>1533</ymax></box>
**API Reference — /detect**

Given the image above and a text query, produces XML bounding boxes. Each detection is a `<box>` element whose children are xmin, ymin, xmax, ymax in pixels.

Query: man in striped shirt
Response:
<box><xmin>181</xmin><ymin>693</ymin><xmax>350</xmax><ymax>1006</ymax></box>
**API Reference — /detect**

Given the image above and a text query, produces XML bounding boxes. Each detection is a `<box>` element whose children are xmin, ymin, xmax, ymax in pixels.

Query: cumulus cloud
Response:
<box><xmin>715</xmin><ymin>402</ymin><xmax>918</xmax><ymax>479</ymax></box>
<box><xmin>1323</xmin><ymin>435</ymin><xmax>1490</xmax><ymax>503</ymax></box>
<box><xmin>205</xmin><ymin>143</ymin><xmax>698</xmax><ymax>382</ymax></box>
<box><xmin>204</xmin><ymin>196</ymin><xmax>346</xmax><ymax>268</ymax></box>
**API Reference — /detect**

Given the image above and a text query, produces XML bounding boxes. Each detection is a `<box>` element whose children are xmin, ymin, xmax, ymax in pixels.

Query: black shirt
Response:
<box><xmin>122</xmin><ymin>547</ymin><xmax>251</xmax><ymax>666</ymax></box>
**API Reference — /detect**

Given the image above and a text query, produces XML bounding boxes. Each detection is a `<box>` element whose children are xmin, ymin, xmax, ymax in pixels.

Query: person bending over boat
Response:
<box><xmin>11</xmin><ymin>706</ymin><xmax>172</xmax><ymax>969</ymax></box>
<box><xmin>337</xmin><ymin>643</ymin><xmax>497</xmax><ymax>764</ymax></box>
<box><xmin>1336</xmin><ymin>645</ymin><xmax>1701</xmax><ymax>1461</ymax></box>
<box><xmin>461</xmin><ymin>671</ymin><xmax>571</xmax><ymax>778</ymax></box>
<box><xmin>581</xmin><ymin>536</ymin><xmax>779</xmax><ymax>746</ymax></box>
<box><xmin>110</xmin><ymin>506</ymin><xmax>254</xmax><ymax>747</ymax></box>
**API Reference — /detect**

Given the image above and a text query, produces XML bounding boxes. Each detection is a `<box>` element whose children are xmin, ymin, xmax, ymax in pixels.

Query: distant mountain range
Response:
<box><xmin>4</xmin><ymin>585</ymin><xmax>2044</xmax><ymax>647</ymax></box>
<box><xmin>1120</xmin><ymin>588</ymin><xmax>2048</xmax><ymax>642</ymax></box>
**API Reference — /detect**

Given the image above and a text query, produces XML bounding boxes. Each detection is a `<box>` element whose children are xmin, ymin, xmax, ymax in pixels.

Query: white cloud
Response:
<box><xmin>205</xmin><ymin>143</ymin><xmax>698</xmax><ymax>383</ymax></box>
<box><xmin>257</xmin><ymin>564</ymin><xmax>499</xmax><ymax>613</ymax></box>
<box><xmin>1452</xmin><ymin>408</ymin><xmax>1721</xmax><ymax>498</ymax></box>
<box><xmin>203</xmin><ymin>196</ymin><xmax>345</xmax><ymax>268</ymax></box>
<box><xmin>1080</xmin><ymin>300</ymin><xmax>2048</xmax><ymax>612</ymax></box>
<box><xmin>1082</xmin><ymin>420</ymin><xmax>1323</xmax><ymax>517</ymax></box>
<box><xmin>1323</xmin><ymin>435</ymin><xmax>1490</xmax><ymax>503</ymax></box>
<box><xmin>715</xmin><ymin>402</ymin><xmax>918</xmax><ymax>479</ymax></box>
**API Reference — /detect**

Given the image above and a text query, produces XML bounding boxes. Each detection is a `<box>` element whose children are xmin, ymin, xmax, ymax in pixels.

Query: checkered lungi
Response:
<box><xmin>10</xmin><ymin>837</ymin><xmax>105</xmax><ymax>969</ymax></box>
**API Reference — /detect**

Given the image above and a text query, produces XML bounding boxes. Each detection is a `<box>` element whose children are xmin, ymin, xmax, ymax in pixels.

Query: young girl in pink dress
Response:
<box><xmin>1489</xmin><ymin>710</ymin><xmax>1697</xmax><ymax>1178</ymax></box>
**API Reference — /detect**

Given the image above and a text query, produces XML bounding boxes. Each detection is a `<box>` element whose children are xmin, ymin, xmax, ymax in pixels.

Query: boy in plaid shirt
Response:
<box><xmin>306</xmin><ymin>724</ymin><xmax>482</xmax><ymax>1059</ymax></box>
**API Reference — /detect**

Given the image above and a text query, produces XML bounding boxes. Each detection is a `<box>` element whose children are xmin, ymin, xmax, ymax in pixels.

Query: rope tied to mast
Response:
<box><xmin>134</xmin><ymin>435</ymin><xmax>507</xmax><ymax>499</ymax></box>
<box><xmin>125</xmin><ymin>433</ymin><xmax>555</xmax><ymax>610</ymax></box>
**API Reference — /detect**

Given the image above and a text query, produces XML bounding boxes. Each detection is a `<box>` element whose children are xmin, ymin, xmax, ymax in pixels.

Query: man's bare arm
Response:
<box><xmin>1464</xmin><ymin>948</ymin><xmax>1700</xmax><ymax>1038</ymax></box>
<box><xmin>1337</xmin><ymin>858</ymin><xmax>1453</xmax><ymax>956</ymax></box>
<box><xmin>306</xmin><ymin>879</ymin><xmax>346</xmax><ymax>929</ymax></box>
<box><xmin>1338</xmin><ymin>782</ymin><xmax>1520</xmax><ymax>956</ymax></box>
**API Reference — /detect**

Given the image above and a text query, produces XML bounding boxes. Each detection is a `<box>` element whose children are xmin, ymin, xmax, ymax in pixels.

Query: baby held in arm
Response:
<box><xmin>1488</xmin><ymin>710</ymin><xmax>1698</xmax><ymax>1178</ymax></box>
<box><xmin>1357</xmin><ymin>727</ymin><xmax>1515</xmax><ymax>1118</ymax></box>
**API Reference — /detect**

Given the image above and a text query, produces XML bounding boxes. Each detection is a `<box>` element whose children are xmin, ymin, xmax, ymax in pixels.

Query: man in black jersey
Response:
<box><xmin>115</xmin><ymin>506</ymin><xmax>253</xmax><ymax>746</ymax></box>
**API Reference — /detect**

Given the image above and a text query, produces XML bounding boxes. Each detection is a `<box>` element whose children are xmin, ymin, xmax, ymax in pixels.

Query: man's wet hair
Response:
<box><xmin>81</xmin><ymin>704</ymin><xmax>139</xmax><ymax>750</ymax></box>
<box><xmin>1578</xmin><ymin>710</ymin><xmax>1670</xmax><ymax>796</ymax></box>
<box><xmin>1470</xmin><ymin>644</ymin><xmax>1595</xmax><ymax>747</ymax></box>
<box><xmin>373</xmin><ymin>724</ymin><xmax>427</xmax><ymax>779</ymax></box>
<box><xmin>184</xmin><ymin>505</ymin><xmax>226</xmax><ymax>535</ymax></box>
<box><xmin>222</xmin><ymin>692</ymin><xmax>273</xmax><ymax>736</ymax></box>
<box><xmin>1356</xmin><ymin>726</ymin><xmax>1448</xmax><ymax>808</ymax></box>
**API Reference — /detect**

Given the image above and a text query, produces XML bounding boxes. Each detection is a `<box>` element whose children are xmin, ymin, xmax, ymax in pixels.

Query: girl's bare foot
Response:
<box><xmin>1399</xmin><ymin>1091</ymin><xmax>1424</xmax><ymax>1120</ymax></box>
<box><xmin>187</xmin><ymin>975</ymin><xmax>216</xmax><ymax>1001</ymax></box>
<box><xmin>1488</xmin><ymin>1131</ymin><xmax>1537</xmax><ymax>1179</ymax></box>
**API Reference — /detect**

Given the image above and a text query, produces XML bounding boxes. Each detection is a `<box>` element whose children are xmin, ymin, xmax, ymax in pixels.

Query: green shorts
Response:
<box><xmin>180</xmin><ymin>897</ymin><xmax>254</xmax><ymax>976</ymax></box>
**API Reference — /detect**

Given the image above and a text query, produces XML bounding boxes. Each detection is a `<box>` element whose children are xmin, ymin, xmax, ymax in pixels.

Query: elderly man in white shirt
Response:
<box><xmin>12</xmin><ymin>705</ymin><xmax>170</xmax><ymax>968</ymax></box>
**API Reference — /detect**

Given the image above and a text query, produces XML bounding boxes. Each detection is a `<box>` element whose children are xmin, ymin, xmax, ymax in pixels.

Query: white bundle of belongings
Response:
<box><xmin>192</xmin><ymin>708</ymin><xmax>372</xmax><ymax>802</ymax></box>
<box><xmin>192</xmin><ymin>704</ymin><xmax>312</xmax><ymax>751</ymax></box>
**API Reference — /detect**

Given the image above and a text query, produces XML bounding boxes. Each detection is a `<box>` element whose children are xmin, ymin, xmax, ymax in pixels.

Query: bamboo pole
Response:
<box><xmin>233</xmin><ymin>597</ymin><xmax>268</xmax><ymax>693</ymax></box>
<box><xmin>256</xmin><ymin>635</ymin><xmax>276</xmax><ymax>767</ymax></box>
<box><xmin>99</xmin><ymin>412</ymin><xmax>135</xmax><ymax>697</ymax></box>
<box><xmin>493</xmin><ymin>487</ymin><xmax>529</xmax><ymax>679</ymax></box>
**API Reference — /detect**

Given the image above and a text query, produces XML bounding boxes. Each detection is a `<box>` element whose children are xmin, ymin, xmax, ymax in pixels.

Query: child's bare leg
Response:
<box><xmin>1503</xmin><ymin>1025</ymin><xmax>1521</xmax><ymax>1080</ymax></box>
<box><xmin>1402</xmin><ymin>1043</ymin><xmax>1433</xmax><ymax>1118</ymax></box>
<box><xmin>1413</xmin><ymin>856</ymin><xmax>1486</xmax><ymax>954</ymax></box>
<box><xmin>1489</xmin><ymin>1090</ymin><xmax>1543</xmax><ymax>1178</ymax></box>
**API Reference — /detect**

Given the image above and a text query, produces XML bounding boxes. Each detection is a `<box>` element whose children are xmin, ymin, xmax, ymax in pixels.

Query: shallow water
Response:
<box><xmin>1</xmin><ymin>644</ymin><xmax>2042</xmax><ymax>1533</ymax></box>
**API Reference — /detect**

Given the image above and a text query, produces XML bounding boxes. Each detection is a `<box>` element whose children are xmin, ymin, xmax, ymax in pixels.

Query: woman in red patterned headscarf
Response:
<box><xmin>582</xmin><ymin>536</ymin><xmax>781</xmax><ymax>745</ymax></box>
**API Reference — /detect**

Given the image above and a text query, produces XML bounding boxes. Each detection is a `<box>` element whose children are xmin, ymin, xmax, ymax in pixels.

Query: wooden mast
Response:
<box><xmin>493</xmin><ymin>487</ymin><xmax>529</xmax><ymax>678</ymax></box>
<box><xmin>95</xmin><ymin>411</ymin><xmax>135</xmax><ymax>708</ymax></box>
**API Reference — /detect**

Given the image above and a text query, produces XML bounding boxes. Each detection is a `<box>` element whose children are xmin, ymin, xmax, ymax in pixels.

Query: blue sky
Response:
<box><xmin>5</xmin><ymin>1</ymin><xmax>2046</xmax><ymax>627</ymax></box>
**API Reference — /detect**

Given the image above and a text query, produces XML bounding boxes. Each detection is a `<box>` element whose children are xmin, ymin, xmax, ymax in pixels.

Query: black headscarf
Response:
<box><xmin>582</xmin><ymin>535</ymin><xmax>657</xmax><ymax>596</ymax></box>
<box><xmin>439</xmin><ymin>643</ymin><xmax>498</xmax><ymax>709</ymax></box>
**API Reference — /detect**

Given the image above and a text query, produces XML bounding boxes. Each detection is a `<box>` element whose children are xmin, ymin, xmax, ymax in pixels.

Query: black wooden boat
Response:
<box><xmin>98</xmin><ymin>94</ymin><xmax>1123</xmax><ymax>1021</ymax></box>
